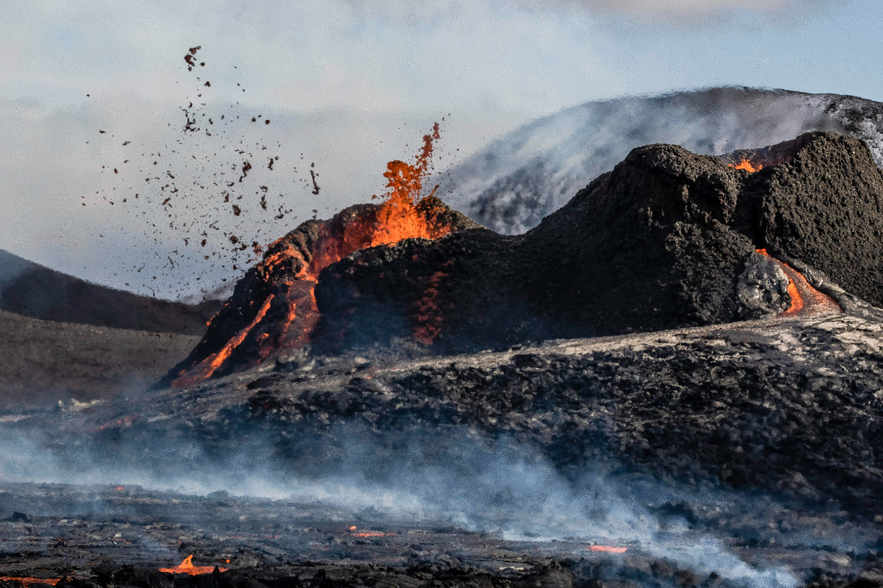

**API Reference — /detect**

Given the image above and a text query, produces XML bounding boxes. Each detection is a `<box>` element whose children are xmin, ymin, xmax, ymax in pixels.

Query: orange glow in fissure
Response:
<box><xmin>160</xmin><ymin>555</ymin><xmax>227</xmax><ymax>576</ymax></box>
<box><xmin>729</xmin><ymin>159</ymin><xmax>763</xmax><ymax>173</ymax></box>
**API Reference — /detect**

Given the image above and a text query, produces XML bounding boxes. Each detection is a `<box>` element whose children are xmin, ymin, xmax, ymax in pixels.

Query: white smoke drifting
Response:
<box><xmin>0</xmin><ymin>421</ymin><xmax>821</xmax><ymax>588</ymax></box>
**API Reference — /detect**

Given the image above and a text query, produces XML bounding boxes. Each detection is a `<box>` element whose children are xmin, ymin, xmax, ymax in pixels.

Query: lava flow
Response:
<box><xmin>586</xmin><ymin>546</ymin><xmax>628</xmax><ymax>554</ymax></box>
<box><xmin>0</xmin><ymin>578</ymin><xmax>60</xmax><ymax>586</ymax></box>
<box><xmin>729</xmin><ymin>158</ymin><xmax>763</xmax><ymax>172</ymax></box>
<box><xmin>755</xmin><ymin>249</ymin><xmax>840</xmax><ymax>316</ymax></box>
<box><xmin>172</xmin><ymin>294</ymin><xmax>275</xmax><ymax>387</ymax></box>
<box><xmin>171</xmin><ymin>123</ymin><xmax>459</xmax><ymax>386</ymax></box>
<box><xmin>159</xmin><ymin>555</ymin><xmax>226</xmax><ymax>575</ymax></box>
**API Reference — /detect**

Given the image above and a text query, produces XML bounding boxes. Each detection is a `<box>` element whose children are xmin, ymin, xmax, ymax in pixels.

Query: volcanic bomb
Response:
<box><xmin>164</xmin><ymin>131</ymin><xmax>883</xmax><ymax>381</ymax></box>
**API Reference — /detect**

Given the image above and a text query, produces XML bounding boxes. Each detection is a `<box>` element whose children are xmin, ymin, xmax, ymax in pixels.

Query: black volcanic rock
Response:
<box><xmin>0</xmin><ymin>249</ymin><xmax>220</xmax><ymax>335</ymax></box>
<box><xmin>754</xmin><ymin>132</ymin><xmax>883</xmax><ymax>305</ymax></box>
<box><xmin>313</xmin><ymin>132</ymin><xmax>883</xmax><ymax>355</ymax></box>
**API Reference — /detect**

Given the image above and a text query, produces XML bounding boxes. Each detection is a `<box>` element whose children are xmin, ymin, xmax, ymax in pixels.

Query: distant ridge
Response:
<box><xmin>0</xmin><ymin>248</ymin><xmax>221</xmax><ymax>335</ymax></box>
<box><xmin>441</xmin><ymin>87</ymin><xmax>883</xmax><ymax>234</ymax></box>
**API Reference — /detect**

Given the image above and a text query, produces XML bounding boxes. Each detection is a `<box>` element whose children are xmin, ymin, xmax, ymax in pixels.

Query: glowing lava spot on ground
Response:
<box><xmin>160</xmin><ymin>555</ymin><xmax>226</xmax><ymax>575</ymax></box>
<box><xmin>586</xmin><ymin>546</ymin><xmax>628</xmax><ymax>553</ymax></box>
<box><xmin>0</xmin><ymin>579</ymin><xmax>60</xmax><ymax>586</ymax></box>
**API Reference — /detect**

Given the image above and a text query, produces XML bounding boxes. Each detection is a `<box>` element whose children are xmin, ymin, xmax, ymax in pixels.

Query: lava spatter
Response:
<box><xmin>160</xmin><ymin>555</ymin><xmax>226</xmax><ymax>575</ymax></box>
<box><xmin>166</xmin><ymin>123</ymin><xmax>479</xmax><ymax>386</ymax></box>
<box><xmin>89</xmin><ymin>45</ymin><xmax>301</xmax><ymax>301</ymax></box>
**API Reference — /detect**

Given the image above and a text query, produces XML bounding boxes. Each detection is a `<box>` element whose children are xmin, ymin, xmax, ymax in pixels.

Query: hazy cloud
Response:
<box><xmin>342</xmin><ymin>0</ymin><xmax>818</xmax><ymax>20</ymax></box>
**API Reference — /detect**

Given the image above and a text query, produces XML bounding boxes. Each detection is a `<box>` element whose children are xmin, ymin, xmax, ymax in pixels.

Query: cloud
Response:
<box><xmin>568</xmin><ymin>0</ymin><xmax>797</xmax><ymax>17</ymax></box>
<box><xmin>342</xmin><ymin>0</ymin><xmax>815</xmax><ymax>20</ymax></box>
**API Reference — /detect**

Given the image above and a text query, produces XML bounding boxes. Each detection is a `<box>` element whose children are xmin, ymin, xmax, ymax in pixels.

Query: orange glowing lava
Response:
<box><xmin>173</xmin><ymin>294</ymin><xmax>275</xmax><ymax>386</ymax></box>
<box><xmin>348</xmin><ymin>526</ymin><xmax>394</xmax><ymax>537</ymax></box>
<box><xmin>414</xmin><ymin>267</ymin><xmax>449</xmax><ymax>345</ymax></box>
<box><xmin>587</xmin><ymin>546</ymin><xmax>628</xmax><ymax>553</ymax></box>
<box><xmin>729</xmin><ymin>159</ymin><xmax>763</xmax><ymax>172</ymax></box>
<box><xmin>160</xmin><ymin>555</ymin><xmax>226</xmax><ymax>576</ymax></box>
<box><xmin>0</xmin><ymin>578</ymin><xmax>60</xmax><ymax>586</ymax></box>
<box><xmin>303</xmin><ymin>122</ymin><xmax>449</xmax><ymax>280</ymax></box>
<box><xmin>755</xmin><ymin>249</ymin><xmax>840</xmax><ymax>316</ymax></box>
<box><xmin>172</xmin><ymin>123</ymin><xmax>458</xmax><ymax>386</ymax></box>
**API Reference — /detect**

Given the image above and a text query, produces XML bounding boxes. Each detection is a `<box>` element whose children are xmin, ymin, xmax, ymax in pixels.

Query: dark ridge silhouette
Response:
<box><xmin>0</xmin><ymin>249</ymin><xmax>221</xmax><ymax>335</ymax></box>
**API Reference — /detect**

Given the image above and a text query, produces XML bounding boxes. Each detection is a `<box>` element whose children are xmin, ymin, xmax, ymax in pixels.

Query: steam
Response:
<box><xmin>441</xmin><ymin>88</ymin><xmax>883</xmax><ymax>234</ymax></box>
<box><xmin>0</xmin><ymin>421</ymin><xmax>805</xmax><ymax>588</ymax></box>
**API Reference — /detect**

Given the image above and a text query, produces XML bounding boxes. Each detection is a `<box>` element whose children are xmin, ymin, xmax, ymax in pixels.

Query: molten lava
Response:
<box><xmin>730</xmin><ymin>158</ymin><xmax>763</xmax><ymax>172</ymax></box>
<box><xmin>0</xmin><ymin>578</ymin><xmax>60</xmax><ymax>586</ymax></box>
<box><xmin>303</xmin><ymin>122</ymin><xmax>449</xmax><ymax>279</ymax></box>
<box><xmin>586</xmin><ymin>546</ymin><xmax>628</xmax><ymax>553</ymax></box>
<box><xmin>160</xmin><ymin>555</ymin><xmax>226</xmax><ymax>575</ymax></box>
<box><xmin>755</xmin><ymin>249</ymin><xmax>840</xmax><ymax>316</ymax></box>
<box><xmin>171</xmin><ymin>123</ymin><xmax>458</xmax><ymax>387</ymax></box>
<box><xmin>173</xmin><ymin>294</ymin><xmax>275</xmax><ymax>387</ymax></box>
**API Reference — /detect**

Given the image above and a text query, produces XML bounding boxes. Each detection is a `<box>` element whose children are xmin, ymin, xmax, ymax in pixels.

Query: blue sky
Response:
<box><xmin>1</xmin><ymin>0</ymin><xmax>881</xmax><ymax>299</ymax></box>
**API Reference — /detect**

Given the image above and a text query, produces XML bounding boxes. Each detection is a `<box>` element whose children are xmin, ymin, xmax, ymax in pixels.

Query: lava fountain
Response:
<box><xmin>168</xmin><ymin>123</ymin><xmax>478</xmax><ymax>387</ymax></box>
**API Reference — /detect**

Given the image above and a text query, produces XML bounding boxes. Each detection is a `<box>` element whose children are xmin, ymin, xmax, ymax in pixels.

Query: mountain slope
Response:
<box><xmin>441</xmin><ymin>87</ymin><xmax>883</xmax><ymax>234</ymax></box>
<box><xmin>0</xmin><ymin>248</ymin><xmax>221</xmax><ymax>335</ymax></box>
<box><xmin>0</xmin><ymin>308</ymin><xmax>199</xmax><ymax>407</ymax></box>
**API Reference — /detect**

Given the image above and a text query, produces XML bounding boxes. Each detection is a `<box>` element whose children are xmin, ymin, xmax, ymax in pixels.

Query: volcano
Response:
<box><xmin>165</xmin><ymin>131</ymin><xmax>883</xmax><ymax>381</ymax></box>
<box><xmin>8</xmin><ymin>133</ymin><xmax>883</xmax><ymax>588</ymax></box>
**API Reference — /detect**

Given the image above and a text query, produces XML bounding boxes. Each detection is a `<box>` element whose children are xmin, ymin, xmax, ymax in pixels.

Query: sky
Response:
<box><xmin>2</xmin><ymin>0</ymin><xmax>882</xmax><ymax>301</ymax></box>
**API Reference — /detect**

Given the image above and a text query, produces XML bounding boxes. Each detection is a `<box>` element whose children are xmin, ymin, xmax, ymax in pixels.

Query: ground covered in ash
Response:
<box><xmin>0</xmin><ymin>476</ymin><xmax>880</xmax><ymax>588</ymax></box>
<box><xmin>0</xmin><ymin>309</ymin><xmax>199</xmax><ymax>408</ymax></box>
<box><xmin>4</xmin><ymin>304</ymin><xmax>883</xmax><ymax>588</ymax></box>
